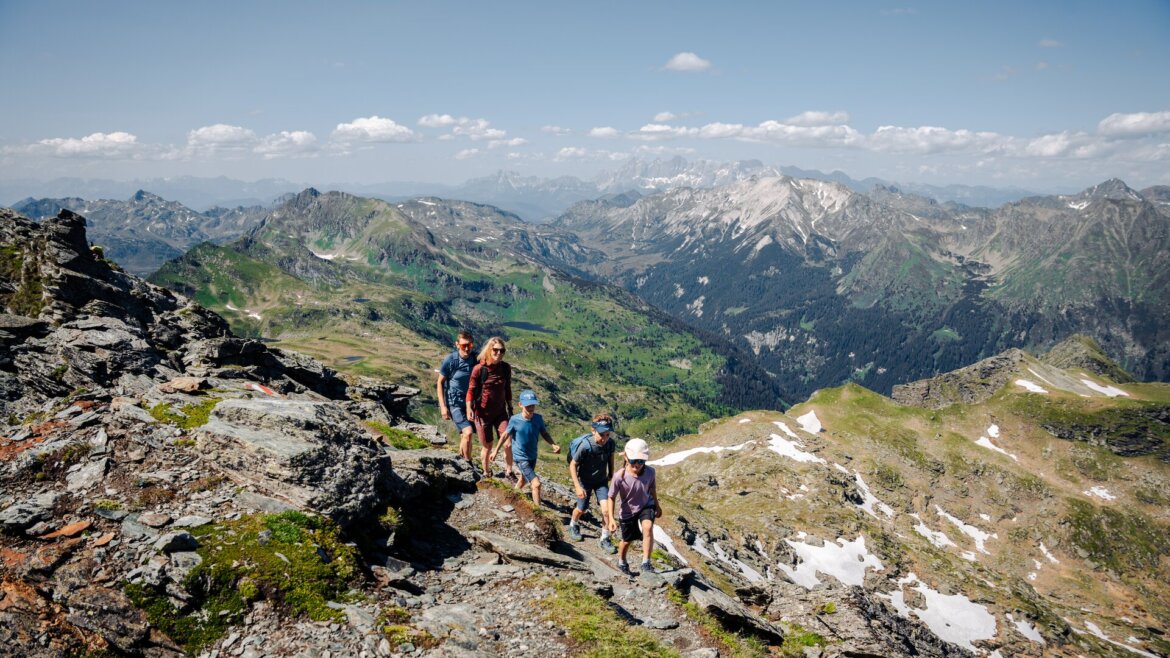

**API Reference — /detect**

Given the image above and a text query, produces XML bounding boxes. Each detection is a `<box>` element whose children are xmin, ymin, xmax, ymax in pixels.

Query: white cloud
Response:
<box><xmin>188</xmin><ymin>124</ymin><xmax>257</xmax><ymax>148</ymax></box>
<box><xmin>785</xmin><ymin>110</ymin><xmax>850</xmax><ymax>127</ymax></box>
<box><xmin>555</xmin><ymin>147</ymin><xmax>588</xmax><ymax>160</ymax></box>
<box><xmin>1097</xmin><ymin>110</ymin><xmax>1170</xmax><ymax>137</ymax></box>
<box><xmin>589</xmin><ymin>126</ymin><xmax>621</xmax><ymax>138</ymax></box>
<box><xmin>488</xmin><ymin>137</ymin><xmax>527</xmax><ymax>149</ymax></box>
<box><xmin>1039</xmin><ymin>38</ymin><xmax>1064</xmax><ymax>48</ymax></box>
<box><xmin>26</xmin><ymin>131</ymin><xmax>144</xmax><ymax>158</ymax></box>
<box><xmin>454</xmin><ymin>148</ymin><xmax>481</xmax><ymax>160</ymax></box>
<box><xmin>418</xmin><ymin>113</ymin><xmax>461</xmax><ymax>127</ymax></box>
<box><xmin>255</xmin><ymin>131</ymin><xmax>318</xmax><ymax>158</ymax></box>
<box><xmin>698</xmin><ymin>122</ymin><xmax>744</xmax><ymax>139</ymax></box>
<box><xmin>541</xmin><ymin>125</ymin><xmax>571</xmax><ymax>135</ymax></box>
<box><xmin>654</xmin><ymin>111</ymin><xmax>677</xmax><ymax>122</ymax></box>
<box><xmin>745</xmin><ymin>120</ymin><xmax>864</xmax><ymax>147</ymax></box>
<box><xmin>664</xmin><ymin>52</ymin><xmax>712</xmax><ymax>72</ymax></box>
<box><xmin>867</xmin><ymin>125</ymin><xmax>1006</xmax><ymax>153</ymax></box>
<box><xmin>451</xmin><ymin>118</ymin><xmax>506</xmax><ymax>141</ymax></box>
<box><xmin>331</xmin><ymin>116</ymin><xmax>419</xmax><ymax>143</ymax></box>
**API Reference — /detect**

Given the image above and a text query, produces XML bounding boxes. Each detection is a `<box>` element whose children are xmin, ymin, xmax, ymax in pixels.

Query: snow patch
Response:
<box><xmin>1084</xmin><ymin>486</ymin><xmax>1116</xmax><ymax>501</ymax></box>
<box><xmin>1007</xmin><ymin>614</ymin><xmax>1046</xmax><ymax>644</ymax></box>
<box><xmin>247</xmin><ymin>312</ymin><xmax>262</xmax><ymax>320</ymax></box>
<box><xmin>766</xmin><ymin>434</ymin><xmax>826</xmax><ymax>464</ymax></box>
<box><xmin>1080</xmin><ymin>379</ymin><xmax>1129</xmax><ymax>397</ymax></box>
<box><xmin>697</xmin><ymin>276</ymin><xmax>709</xmax><ymax>285</ymax></box>
<box><xmin>773</xmin><ymin>421</ymin><xmax>800</xmax><ymax>439</ymax></box>
<box><xmin>417</xmin><ymin>199</ymin><xmax>436</xmax><ymax>206</ymax></box>
<box><xmin>650</xmin><ymin>441</ymin><xmax>753</xmax><ymax>467</ymax></box>
<box><xmin>652</xmin><ymin>526</ymin><xmax>689</xmax><ymax>566</ymax></box>
<box><xmin>1083</xmin><ymin>621</ymin><xmax>1158</xmax><ymax>658</ymax></box>
<box><xmin>796</xmin><ymin>410</ymin><xmax>822</xmax><ymax>434</ymax></box>
<box><xmin>975</xmin><ymin>434</ymin><xmax>1019</xmax><ymax>462</ymax></box>
<box><xmin>935</xmin><ymin>505</ymin><xmax>997</xmax><ymax>554</ymax></box>
<box><xmin>310</xmin><ymin>251</ymin><xmax>336</xmax><ymax>260</ymax></box>
<box><xmin>853</xmin><ymin>471</ymin><xmax>895</xmax><ymax>518</ymax></box>
<box><xmin>225</xmin><ymin>303</ymin><xmax>239</xmax><ymax>311</ymax></box>
<box><xmin>1015</xmin><ymin>379</ymin><xmax>1049</xmax><ymax>393</ymax></box>
<box><xmin>911</xmin><ymin>513</ymin><xmax>957</xmax><ymax>549</ymax></box>
<box><xmin>777</xmin><ymin>535</ymin><xmax>883</xmax><ymax>589</ymax></box>
<box><xmin>1039</xmin><ymin>542</ymin><xmax>1059</xmax><ymax>564</ymax></box>
<box><xmin>883</xmin><ymin>573</ymin><xmax>997</xmax><ymax>653</ymax></box>
<box><xmin>738</xmin><ymin>418</ymin><xmax>751</xmax><ymax>424</ymax></box>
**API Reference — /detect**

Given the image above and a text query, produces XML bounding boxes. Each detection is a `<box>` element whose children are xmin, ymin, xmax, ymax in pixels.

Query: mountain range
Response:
<box><xmin>10</xmin><ymin>191</ymin><xmax>268</xmax><ymax>276</ymax></box>
<box><xmin>549</xmin><ymin>176</ymin><xmax>1170</xmax><ymax>399</ymax></box>
<box><xmin>4</xmin><ymin>157</ymin><xmax>1042</xmax><ymax>221</ymax></box>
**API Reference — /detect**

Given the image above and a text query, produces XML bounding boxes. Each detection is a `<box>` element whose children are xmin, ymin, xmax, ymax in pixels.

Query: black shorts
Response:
<box><xmin>619</xmin><ymin>507</ymin><xmax>655</xmax><ymax>542</ymax></box>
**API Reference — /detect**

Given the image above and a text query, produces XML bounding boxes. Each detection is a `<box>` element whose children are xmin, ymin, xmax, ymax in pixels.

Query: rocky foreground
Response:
<box><xmin>2</xmin><ymin>208</ymin><xmax>978</xmax><ymax>657</ymax></box>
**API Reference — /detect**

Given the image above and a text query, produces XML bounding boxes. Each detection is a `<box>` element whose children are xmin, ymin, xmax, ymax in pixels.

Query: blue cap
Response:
<box><xmin>591</xmin><ymin>420</ymin><xmax>614</xmax><ymax>434</ymax></box>
<box><xmin>519</xmin><ymin>389</ymin><xmax>539</xmax><ymax>406</ymax></box>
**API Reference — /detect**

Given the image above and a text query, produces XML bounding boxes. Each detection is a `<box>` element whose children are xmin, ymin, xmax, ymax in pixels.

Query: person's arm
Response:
<box><xmin>504</xmin><ymin>364</ymin><xmax>514</xmax><ymax>417</ymax></box>
<box><xmin>650</xmin><ymin>472</ymin><xmax>662</xmax><ymax>518</ymax></box>
<box><xmin>541</xmin><ymin>429</ymin><xmax>560</xmax><ymax>453</ymax></box>
<box><xmin>436</xmin><ymin>370</ymin><xmax>450</xmax><ymax>420</ymax></box>
<box><xmin>489</xmin><ymin>428</ymin><xmax>513</xmax><ymax>463</ymax></box>
<box><xmin>570</xmin><ymin>449</ymin><xmax>585</xmax><ymax>498</ymax></box>
<box><xmin>466</xmin><ymin>364</ymin><xmax>480</xmax><ymax>422</ymax></box>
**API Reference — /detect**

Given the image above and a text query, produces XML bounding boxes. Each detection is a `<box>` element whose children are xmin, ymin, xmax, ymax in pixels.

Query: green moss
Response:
<box><xmin>818</xmin><ymin>601</ymin><xmax>837</xmax><ymax>614</ymax></box>
<box><xmin>126</xmin><ymin>511</ymin><xmax>359</xmax><ymax>654</ymax></box>
<box><xmin>539</xmin><ymin>576</ymin><xmax>679</xmax><ymax>657</ymax></box>
<box><xmin>149</xmin><ymin>397</ymin><xmax>221</xmax><ymax>429</ymax></box>
<box><xmin>366</xmin><ymin>421</ymin><xmax>430</xmax><ymax>449</ymax></box>
<box><xmin>50</xmin><ymin>363</ymin><xmax>68</xmax><ymax>382</ymax></box>
<box><xmin>666</xmin><ymin>587</ymin><xmax>768</xmax><ymax>658</ymax></box>
<box><xmin>93</xmin><ymin>499</ymin><xmax>122</xmax><ymax>511</ymax></box>
<box><xmin>0</xmin><ymin>244</ymin><xmax>46</xmax><ymax>316</ymax></box>
<box><xmin>780</xmin><ymin>624</ymin><xmax>827</xmax><ymax>655</ymax></box>
<box><xmin>1063</xmin><ymin>499</ymin><xmax>1170</xmax><ymax>576</ymax></box>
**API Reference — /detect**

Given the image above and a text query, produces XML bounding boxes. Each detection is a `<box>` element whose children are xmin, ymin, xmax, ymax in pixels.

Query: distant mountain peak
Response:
<box><xmin>1081</xmin><ymin>178</ymin><xmax>1141</xmax><ymax>201</ymax></box>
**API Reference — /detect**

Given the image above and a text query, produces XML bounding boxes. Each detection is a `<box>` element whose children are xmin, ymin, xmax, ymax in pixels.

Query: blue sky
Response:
<box><xmin>2</xmin><ymin>0</ymin><xmax>1168</xmax><ymax>192</ymax></box>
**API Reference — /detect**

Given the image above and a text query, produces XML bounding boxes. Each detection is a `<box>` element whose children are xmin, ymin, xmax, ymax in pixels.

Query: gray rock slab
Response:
<box><xmin>66</xmin><ymin>456</ymin><xmax>108</xmax><ymax>491</ymax></box>
<box><xmin>196</xmin><ymin>398</ymin><xmax>391</xmax><ymax>527</ymax></box>
<box><xmin>469</xmin><ymin>532</ymin><xmax>588</xmax><ymax>571</ymax></box>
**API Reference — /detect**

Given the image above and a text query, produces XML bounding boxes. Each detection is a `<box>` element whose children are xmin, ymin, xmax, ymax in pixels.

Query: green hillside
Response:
<box><xmin>151</xmin><ymin>190</ymin><xmax>784</xmax><ymax>440</ymax></box>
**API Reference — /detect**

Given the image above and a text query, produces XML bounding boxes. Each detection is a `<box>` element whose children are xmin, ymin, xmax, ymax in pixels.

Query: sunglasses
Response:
<box><xmin>491</xmin><ymin>347</ymin><xmax>505</xmax><ymax>353</ymax></box>
<box><xmin>457</xmin><ymin>343</ymin><xmax>473</xmax><ymax>349</ymax></box>
<box><xmin>630</xmin><ymin>459</ymin><xmax>646</xmax><ymax>466</ymax></box>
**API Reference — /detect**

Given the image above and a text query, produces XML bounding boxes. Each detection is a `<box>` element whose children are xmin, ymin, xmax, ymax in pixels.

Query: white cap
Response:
<box><xmin>624</xmin><ymin>438</ymin><xmax>650</xmax><ymax>461</ymax></box>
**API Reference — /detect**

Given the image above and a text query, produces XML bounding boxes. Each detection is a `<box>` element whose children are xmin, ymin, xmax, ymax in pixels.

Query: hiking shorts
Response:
<box><xmin>475</xmin><ymin>415</ymin><xmax>508</xmax><ymax>449</ymax></box>
<box><xmin>575</xmin><ymin>484</ymin><xmax>610</xmax><ymax>511</ymax></box>
<box><xmin>619</xmin><ymin>507</ymin><xmax>655</xmax><ymax>542</ymax></box>
<box><xmin>514</xmin><ymin>459</ymin><xmax>538</xmax><ymax>483</ymax></box>
<box><xmin>449</xmin><ymin>405</ymin><xmax>472</xmax><ymax>432</ymax></box>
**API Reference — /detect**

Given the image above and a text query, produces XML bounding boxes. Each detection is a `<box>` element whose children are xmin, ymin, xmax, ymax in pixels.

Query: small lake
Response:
<box><xmin>341</xmin><ymin>356</ymin><xmax>366</xmax><ymax>362</ymax></box>
<box><xmin>503</xmin><ymin>321</ymin><xmax>558</xmax><ymax>334</ymax></box>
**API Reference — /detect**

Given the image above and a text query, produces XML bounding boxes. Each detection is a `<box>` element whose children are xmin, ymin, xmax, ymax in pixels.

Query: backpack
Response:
<box><xmin>566</xmin><ymin>434</ymin><xmax>591</xmax><ymax>464</ymax></box>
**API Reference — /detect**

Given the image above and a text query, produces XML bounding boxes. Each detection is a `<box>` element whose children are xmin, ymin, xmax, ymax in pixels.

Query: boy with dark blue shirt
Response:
<box><xmin>489</xmin><ymin>390</ymin><xmax>561</xmax><ymax>506</ymax></box>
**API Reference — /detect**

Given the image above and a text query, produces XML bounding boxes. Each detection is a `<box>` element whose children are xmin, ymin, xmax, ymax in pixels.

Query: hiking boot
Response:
<box><xmin>639</xmin><ymin>561</ymin><xmax>655</xmax><ymax>575</ymax></box>
<box><xmin>567</xmin><ymin>524</ymin><xmax>583</xmax><ymax>542</ymax></box>
<box><xmin>618</xmin><ymin>561</ymin><xmax>632</xmax><ymax>576</ymax></box>
<box><xmin>598</xmin><ymin>535</ymin><xmax>616</xmax><ymax>554</ymax></box>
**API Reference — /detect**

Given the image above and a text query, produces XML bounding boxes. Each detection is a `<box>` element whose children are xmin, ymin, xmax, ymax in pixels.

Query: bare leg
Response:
<box><xmin>531</xmin><ymin>478</ymin><xmax>542</xmax><ymax>507</ymax></box>
<box><xmin>459</xmin><ymin>426</ymin><xmax>474</xmax><ymax>462</ymax></box>
<box><xmin>640</xmin><ymin>519</ymin><xmax>654</xmax><ymax>563</ymax></box>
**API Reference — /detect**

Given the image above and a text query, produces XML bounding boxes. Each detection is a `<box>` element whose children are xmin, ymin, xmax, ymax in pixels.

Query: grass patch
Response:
<box><xmin>366</xmin><ymin>421</ymin><xmax>430</xmax><ymax>450</ymax></box>
<box><xmin>127</xmin><ymin>511</ymin><xmax>359</xmax><ymax>655</ymax></box>
<box><xmin>149</xmin><ymin>397</ymin><xmax>221</xmax><ymax>429</ymax></box>
<box><xmin>666</xmin><ymin>587</ymin><xmax>768</xmax><ymax>658</ymax></box>
<box><xmin>1062</xmin><ymin>498</ymin><xmax>1170</xmax><ymax>576</ymax></box>
<box><xmin>538</xmin><ymin>576</ymin><xmax>679</xmax><ymax>657</ymax></box>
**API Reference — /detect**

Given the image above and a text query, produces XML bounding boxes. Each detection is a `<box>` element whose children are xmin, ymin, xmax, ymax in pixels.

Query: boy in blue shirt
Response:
<box><xmin>489</xmin><ymin>389</ymin><xmax>561</xmax><ymax>506</ymax></box>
